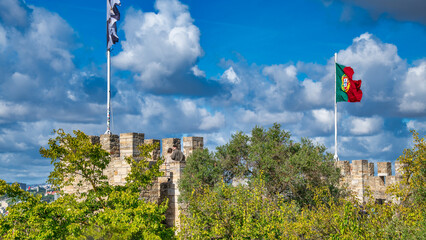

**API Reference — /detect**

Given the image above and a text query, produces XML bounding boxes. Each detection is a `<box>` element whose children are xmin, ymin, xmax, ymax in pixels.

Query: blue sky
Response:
<box><xmin>0</xmin><ymin>0</ymin><xmax>425</xmax><ymax>184</ymax></box>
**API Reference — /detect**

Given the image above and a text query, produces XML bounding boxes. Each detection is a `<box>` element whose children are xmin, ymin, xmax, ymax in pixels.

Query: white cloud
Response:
<box><xmin>179</xmin><ymin>99</ymin><xmax>197</xmax><ymax>117</ymax></box>
<box><xmin>399</xmin><ymin>60</ymin><xmax>426</xmax><ymax>114</ymax></box>
<box><xmin>347</xmin><ymin>116</ymin><xmax>384</xmax><ymax>135</ymax></box>
<box><xmin>406</xmin><ymin>120</ymin><xmax>426</xmax><ymax>131</ymax></box>
<box><xmin>338</xmin><ymin>33</ymin><xmax>403</xmax><ymax>70</ymax></box>
<box><xmin>301</xmin><ymin>79</ymin><xmax>325</xmax><ymax>106</ymax></box>
<box><xmin>339</xmin><ymin>132</ymin><xmax>408</xmax><ymax>161</ymax></box>
<box><xmin>262</xmin><ymin>64</ymin><xmax>297</xmax><ymax>85</ymax></box>
<box><xmin>113</xmin><ymin>0</ymin><xmax>202</xmax><ymax>88</ymax></box>
<box><xmin>221</xmin><ymin>66</ymin><xmax>241</xmax><ymax>84</ymax></box>
<box><xmin>0</xmin><ymin>24</ymin><xmax>6</xmax><ymax>50</ymax></box>
<box><xmin>26</xmin><ymin>7</ymin><xmax>75</xmax><ymax>73</ymax></box>
<box><xmin>334</xmin><ymin>32</ymin><xmax>410</xmax><ymax>117</ymax></box>
<box><xmin>199</xmin><ymin>110</ymin><xmax>225</xmax><ymax>130</ymax></box>
<box><xmin>0</xmin><ymin>4</ymin><xmax>77</xmax><ymax>106</ymax></box>
<box><xmin>238</xmin><ymin>109</ymin><xmax>303</xmax><ymax>126</ymax></box>
<box><xmin>195</xmin><ymin>132</ymin><xmax>228</xmax><ymax>151</ymax></box>
<box><xmin>0</xmin><ymin>100</ymin><xmax>30</xmax><ymax>122</ymax></box>
<box><xmin>191</xmin><ymin>65</ymin><xmax>206</xmax><ymax>77</ymax></box>
<box><xmin>312</xmin><ymin>109</ymin><xmax>334</xmax><ymax>132</ymax></box>
<box><xmin>0</xmin><ymin>0</ymin><xmax>29</xmax><ymax>28</ymax></box>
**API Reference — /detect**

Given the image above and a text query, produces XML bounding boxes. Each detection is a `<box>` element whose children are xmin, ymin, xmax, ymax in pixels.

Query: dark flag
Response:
<box><xmin>107</xmin><ymin>0</ymin><xmax>121</xmax><ymax>50</ymax></box>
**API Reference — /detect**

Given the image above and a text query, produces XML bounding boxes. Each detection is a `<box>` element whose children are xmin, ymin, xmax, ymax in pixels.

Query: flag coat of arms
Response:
<box><xmin>336</xmin><ymin>63</ymin><xmax>363</xmax><ymax>102</ymax></box>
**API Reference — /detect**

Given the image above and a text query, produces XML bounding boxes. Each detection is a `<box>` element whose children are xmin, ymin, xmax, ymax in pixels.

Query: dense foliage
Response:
<box><xmin>387</xmin><ymin>130</ymin><xmax>425</xmax><ymax>206</ymax></box>
<box><xmin>0</xmin><ymin>129</ymin><xmax>174</xmax><ymax>239</ymax></box>
<box><xmin>179</xmin><ymin>127</ymin><xmax>425</xmax><ymax>239</ymax></box>
<box><xmin>179</xmin><ymin>177</ymin><xmax>425</xmax><ymax>239</ymax></box>
<box><xmin>180</xmin><ymin>123</ymin><xmax>341</xmax><ymax>206</ymax></box>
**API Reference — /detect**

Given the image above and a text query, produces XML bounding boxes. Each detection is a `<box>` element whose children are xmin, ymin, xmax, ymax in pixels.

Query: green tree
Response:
<box><xmin>179</xmin><ymin>128</ymin><xmax>426</xmax><ymax>239</ymax></box>
<box><xmin>388</xmin><ymin>130</ymin><xmax>425</xmax><ymax>206</ymax></box>
<box><xmin>0</xmin><ymin>181</ymin><xmax>84</xmax><ymax>239</ymax></box>
<box><xmin>182</xmin><ymin>123</ymin><xmax>341</xmax><ymax>206</ymax></box>
<box><xmin>179</xmin><ymin>177</ymin><xmax>304</xmax><ymax>239</ymax></box>
<box><xmin>0</xmin><ymin>129</ymin><xmax>174</xmax><ymax>239</ymax></box>
<box><xmin>180</xmin><ymin>176</ymin><xmax>425</xmax><ymax>239</ymax></box>
<box><xmin>178</xmin><ymin>149</ymin><xmax>222</xmax><ymax>202</ymax></box>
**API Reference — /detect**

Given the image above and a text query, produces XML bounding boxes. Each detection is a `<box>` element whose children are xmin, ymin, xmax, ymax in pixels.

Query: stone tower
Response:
<box><xmin>63</xmin><ymin>132</ymin><xmax>204</xmax><ymax>228</ymax></box>
<box><xmin>336</xmin><ymin>160</ymin><xmax>403</xmax><ymax>203</ymax></box>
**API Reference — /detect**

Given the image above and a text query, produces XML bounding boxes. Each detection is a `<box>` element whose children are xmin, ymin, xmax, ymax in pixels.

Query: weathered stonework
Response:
<box><xmin>183</xmin><ymin>137</ymin><xmax>203</xmax><ymax>157</ymax></box>
<box><xmin>337</xmin><ymin>160</ymin><xmax>403</xmax><ymax>203</ymax></box>
<box><xmin>63</xmin><ymin>132</ymin><xmax>203</xmax><ymax>229</ymax></box>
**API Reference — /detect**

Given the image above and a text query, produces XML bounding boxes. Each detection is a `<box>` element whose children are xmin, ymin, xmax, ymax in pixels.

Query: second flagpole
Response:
<box><xmin>334</xmin><ymin>53</ymin><xmax>338</xmax><ymax>161</ymax></box>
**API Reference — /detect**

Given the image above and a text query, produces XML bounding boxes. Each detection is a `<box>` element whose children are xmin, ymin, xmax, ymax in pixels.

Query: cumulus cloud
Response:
<box><xmin>238</xmin><ymin>109</ymin><xmax>303</xmax><ymax>126</ymax></box>
<box><xmin>221</xmin><ymin>66</ymin><xmax>241</xmax><ymax>84</ymax></box>
<box><xmin>112</xmin><ymin>0</ymin><xmax>218</xmax><ymax>95</ymax></box>
<box><xmin>0</xmin><ymin>102</ymin><xmax>31</xmax><ymax>123</ymax></box>
<box><xmin>0</xmin><ymin>0</ymin><xmax>30</xmax><ymax>28</ymax></box>
<box><xmin>0</xmin><ymin>4</ymin><xmax>77</xmax><ymax>107</ymax></box>
<box><xmin>338</xmin><ymin>0</ymin><xmax>426</xmax><ymax>24</ymax></box>
<box><xmin>0</xmin><ymin>25</ymin><xmax>6</xmax><ymax>50</ymax></box>
<box><xmin>399</xmin><ymin>61</ymin><xmax>426</xmax><ymax>114</ymax></box>
<box><xmin>263</xmin><ymin>64</ymin><xmax>297</xmax><ymax>85</ymax></box>
<box><xmin>406</xmin><ymin>120</ymin><xmax>426</xmax><ymax>131</ymax></box>
<box><xmin>346</xmin><ymin>116</ymin><xmax>384</xmax><ymax>135</ymax></box>
<box><xmin>199</xmin><ymin>110</ymin><xmax>225</xmax><ymax>130</ymax></box>
<box><xmin>333</xmin><ymin>33</ymin><xmax>408</xmax><ymax>117</ymax></box>
<box><xmin>301</xmin><ymin>79</ymin><xmax>326</xmax><ymax>106</ymax></box>
<box><xmin>191</xmin><ymin>65</ymin><xmax>206</xmax><ymax>78</ymax></box>
<box><xmin>312</xmin><ymin>109</ymin><xmax>334</xmax><ymax>132</ymax></box>
<box><xmin>0</xmin><ymin>0</ymin><xmax>112</xmax><ymax>183</ymax></box>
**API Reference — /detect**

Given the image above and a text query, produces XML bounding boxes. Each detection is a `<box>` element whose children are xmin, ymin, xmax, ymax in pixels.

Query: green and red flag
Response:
<box><xmin>336</xmin><ymin>63</ymin><xmax>363</xmax><ymax>102</ymax></box>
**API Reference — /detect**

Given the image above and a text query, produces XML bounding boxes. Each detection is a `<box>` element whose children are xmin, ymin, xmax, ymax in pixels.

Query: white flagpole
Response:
<box><xmin>105</xmin><ymin>0</ymin><xmax>112</xmax><ymax>135</ymax></box>
<box><xmin>105</xmin><ymin>48</ymin><xmax>111</xmax><ymax>135</ymax></box>
<box><xmin>334</xmin><ymin>53</ymin><xmax>339</xmax><ymax>161</ymax></box>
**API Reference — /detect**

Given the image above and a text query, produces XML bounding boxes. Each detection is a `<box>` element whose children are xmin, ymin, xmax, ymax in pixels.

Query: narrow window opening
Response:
<box><xmin>380</xmin><ymin>176</ymin><xmax>386</xmax><ymax>185</ymax></box>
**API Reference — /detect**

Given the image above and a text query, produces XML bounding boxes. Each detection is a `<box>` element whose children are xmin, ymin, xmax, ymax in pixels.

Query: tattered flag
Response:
<box><xmin>107</xmin><ymin>0</ymin><xmax>121</xmax><ymax>50</ymax></box>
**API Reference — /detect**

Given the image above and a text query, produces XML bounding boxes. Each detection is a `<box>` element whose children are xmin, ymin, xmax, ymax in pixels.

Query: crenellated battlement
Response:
<box><xmin>336</xmin><ymin>160</ymin><xmax>404</xmax><ymax>203</ymax></box>
<box><xmin>64</xmin><ymin>132</ymin><xmax>203</xmax><ymax>228</ymax></box>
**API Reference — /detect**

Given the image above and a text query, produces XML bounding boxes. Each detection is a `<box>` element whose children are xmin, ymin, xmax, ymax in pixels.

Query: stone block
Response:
<box><xmin>100</xmin><ymin>134</ymin><xmax>120</xmax><ymax>157</ymax></box>
<box><xmin>120</xmin><ymin>133</ymin><xmax>144</xmax><ymax>157</ymax></box>
<box><xmin>182</xmin><ymin>136</ymin><xmax>204</xmax><ymax>157</ymax></box>
<box><xmin>351</xmin><ymin>160</ymin><xmax>369</xmax><ymax>176</ymax></box>
<box><xmin>377</xmin><ymin>162</ymin><xmax>392</xmax><ymax>176</ymax></box>
<box><xmin>117</xmin><ymin>167</ymin><xmax>128</xmax><ymax>175</ymax></box>
<box><xmin>368</xmin><ymin>162</ymin><xmax>374</xmax><ymax>176</ymax></box>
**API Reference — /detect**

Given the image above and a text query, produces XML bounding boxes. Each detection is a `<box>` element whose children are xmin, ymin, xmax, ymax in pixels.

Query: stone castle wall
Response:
<box><xmin>63</xmin><ymin>132</ymin><xmax>204</xmax><ymax>228</ymax></box>
<box><xmin>336</xmin><ymin>160</ymin><xmax>403</xmax><ymax>203</ymax></box>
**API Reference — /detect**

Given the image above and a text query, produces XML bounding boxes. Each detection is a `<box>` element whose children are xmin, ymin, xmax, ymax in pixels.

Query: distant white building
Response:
<box><xmin>0</xmin><ymin>200</ymin><xmax>8</xmax><ymax>209</ymax></box>
<box><xmin>0</xmin><ymin>200</ymin><xmax>8</xmax><ymax>215</ymax></box>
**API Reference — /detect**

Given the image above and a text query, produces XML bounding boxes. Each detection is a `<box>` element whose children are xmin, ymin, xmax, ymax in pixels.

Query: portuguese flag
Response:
<box><xmin>336</xmin><ymin>63</ymin><xmax>363</xmax><ymax>102</ymax></box>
